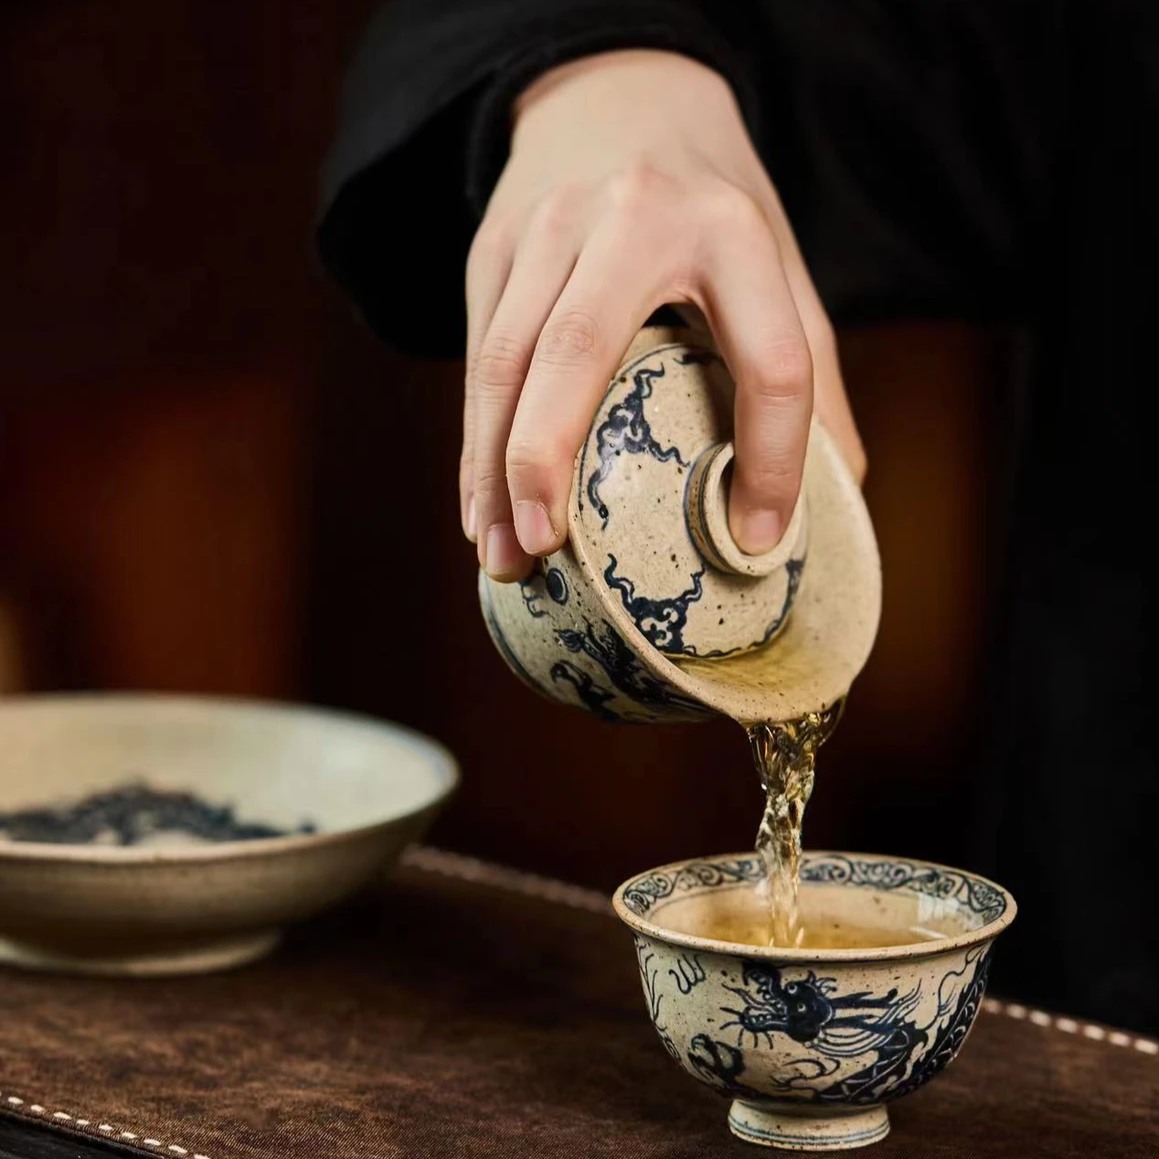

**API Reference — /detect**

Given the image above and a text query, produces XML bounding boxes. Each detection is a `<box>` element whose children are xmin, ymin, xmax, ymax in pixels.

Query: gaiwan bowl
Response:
<box><xmin>0</xmin><ymin>694</ymin><xmax>457</xmax><ymax>976</ymax></box>
<box><xmin>613</xmin><ymin>851</ymin><xmax>1016</xmax><ymax>1151</ymax></box>
<box><xmin>480</xmin><ymin>326</ymin><xmax>882</xmax><ymax>726</ymax></box>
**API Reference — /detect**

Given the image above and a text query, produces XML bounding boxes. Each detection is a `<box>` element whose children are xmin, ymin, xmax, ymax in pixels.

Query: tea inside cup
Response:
<box><xmin>614</xmin><ymin>851</ymin><xmax>1015</xmax><ymax>1151</ymax></box>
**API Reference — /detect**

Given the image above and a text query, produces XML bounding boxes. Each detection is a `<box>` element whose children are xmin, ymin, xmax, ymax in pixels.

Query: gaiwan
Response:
<box><xmin>479</xmin><ymin>326</ymin><xmax>882</xmax><ymax>726</ymax></box>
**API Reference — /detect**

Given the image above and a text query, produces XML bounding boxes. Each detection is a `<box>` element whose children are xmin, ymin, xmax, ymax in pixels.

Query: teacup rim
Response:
<box><xmin>612</xmin><ymin>848</ymin><xmax>1017</xmax><ymax>964</ymax></box>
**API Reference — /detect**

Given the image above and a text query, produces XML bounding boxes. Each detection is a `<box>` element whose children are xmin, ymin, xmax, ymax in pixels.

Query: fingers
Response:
<box><xmin>756</xmin><ymin>176</ymin><xmax>866</xmax><ymax>483</ymax></box>
<box><xmin>505</xmin><ymin>189</ymin><xmax>677</xmax><ymax>557</ymax></box>
<box><xmin>471</xmin><ymin>203</ymin><xmax>582</xmax><ymax>580</ymax></box>
<box><xmin>700</xmin><ymin>194</ymin><xmax>814</xmax><ymax>555</ymax></box>
<box><xmin>463</xmin><ymin>228</ymin><xmax>512</xmax><ymax>540</ymax></box>
<box><xmin>467</xmin><ymin>171</ymin><xmax>859</xmax><ymax>587</ymax></box>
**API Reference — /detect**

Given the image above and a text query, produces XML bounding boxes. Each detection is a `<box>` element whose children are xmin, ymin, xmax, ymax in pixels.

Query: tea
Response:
<box><xmin>746</xmin><ymin>705</ymin><xmax>844</xmax><ymax>948</ymax></box>
<box><xmin>694</xmin><ymin>906</ymin><xmax>944</xmax><ymax>950</ymax></box>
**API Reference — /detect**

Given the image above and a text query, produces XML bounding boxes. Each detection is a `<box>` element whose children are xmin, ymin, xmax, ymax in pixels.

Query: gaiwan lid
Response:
<box><xmin>565</xmin><ymin>326</ymin><xmax>882</xmax><ymax>720</ymax></box>
<box><xmin>571</xmin><ymin>330</ymin><xmax>807</xmax><ymax>660</ymax></box>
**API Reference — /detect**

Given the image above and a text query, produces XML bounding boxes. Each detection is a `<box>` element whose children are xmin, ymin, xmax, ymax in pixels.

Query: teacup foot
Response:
<box><xmin>728</xmin><ymin>1100</ymin><xmax>890</xmax><ymax>1151</ymax></box>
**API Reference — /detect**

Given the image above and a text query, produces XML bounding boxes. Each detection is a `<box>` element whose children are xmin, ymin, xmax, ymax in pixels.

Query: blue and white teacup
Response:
<box><xmin>613</xmin><ymin>850</ymin><xmax>1016</xmax><ymax>1150</ymax></box>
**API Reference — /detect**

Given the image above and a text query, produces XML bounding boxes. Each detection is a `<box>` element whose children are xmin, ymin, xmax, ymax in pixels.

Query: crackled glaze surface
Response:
<box><xmin>614</xmin><ymin>851</ymin><xmax>1016</xmax><ymax>1151</ymax></box>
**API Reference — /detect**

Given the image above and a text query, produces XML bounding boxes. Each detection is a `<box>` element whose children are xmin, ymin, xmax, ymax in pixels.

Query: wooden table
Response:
<box><xmin>2</xmin><ymin>848</ymin><xmax>1156</xmax><ymax>1159</ymax></box>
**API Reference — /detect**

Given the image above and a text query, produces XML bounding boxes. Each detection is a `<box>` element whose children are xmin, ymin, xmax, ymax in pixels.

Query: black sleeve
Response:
<box><xmin>317</xmin><ymin>0</ymin><xmax>1044</xmax><ymax>356</ymax></box>
<box><xmin>316</xmin><ymin>0</ymin><xmax>763</xmax><ymax>357</ymax></box>
<box><xmin>749</xmin><ymin>1</ymin><xmax>1048</xmax><ymax>328</ymax></box>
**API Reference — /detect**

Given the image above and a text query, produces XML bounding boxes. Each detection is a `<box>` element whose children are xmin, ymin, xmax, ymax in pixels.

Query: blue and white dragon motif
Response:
<box><xmin>550</xmin><ymin>618</ymin><xmax>707</xmax><ymax>723</ymax></box>
<box><xmin>687</xmin><ymin>948</ymin><xmax>992</xmax><ymax>1105</ymax></box>
<box><xmin>585</xmin><ymin>361</ymin><xmax>689</xmax><ymax>528</ymax></box>
<box><xmin>604</xmin><ymin>555</ymin><xmax>705</xmax><ymax>654</ymax></box>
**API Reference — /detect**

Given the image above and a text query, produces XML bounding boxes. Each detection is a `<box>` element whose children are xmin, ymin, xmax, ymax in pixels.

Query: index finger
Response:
<box><xmin>463</xmin><ymin>225</ymin><xmax>514</xmax><ymax>540</ymax></box>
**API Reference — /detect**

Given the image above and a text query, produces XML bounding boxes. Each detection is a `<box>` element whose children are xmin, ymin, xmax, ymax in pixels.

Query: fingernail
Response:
<box><xmin>513</xmin><ymin>500</ymin><xmax>556</xmax><ymax>555</ymax></box>
<box><xmin>484</xmin><ymin>523</ymin><xmax>524</xmax><ymax>578</ymax></box>
<box><xmin>465</xmin><ymin>496</ymin><xmax>477</xmax><ymax>541</ymax></box>
<box><xmin>735</xmin><ymin>509</ymin><xmax>783</xmax><ymax>556</ymax></box>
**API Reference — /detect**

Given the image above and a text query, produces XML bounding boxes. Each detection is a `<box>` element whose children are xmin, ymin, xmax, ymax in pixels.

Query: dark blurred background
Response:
<box><xmin>0</xmin><ymin>2</ymin><xmax>1016</xmax><ymax>890</ymax></box>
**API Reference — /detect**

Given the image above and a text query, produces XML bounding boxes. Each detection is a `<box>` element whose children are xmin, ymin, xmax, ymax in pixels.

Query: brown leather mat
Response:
<box><xmin>1</xmin><ymin>851</ymin><xmax>1156</xmax><ymax>1159</ymax></box>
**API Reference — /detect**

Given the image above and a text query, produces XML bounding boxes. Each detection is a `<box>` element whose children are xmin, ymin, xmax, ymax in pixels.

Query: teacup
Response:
<box><xmin>613</xmin><ymin>851</ymin><xmax>1016</xmax><ymax>1151</ymax></box>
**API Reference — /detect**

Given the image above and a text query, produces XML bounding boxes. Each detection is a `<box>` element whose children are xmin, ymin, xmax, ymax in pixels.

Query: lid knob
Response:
<box><xmin>685</xmin><ymin>441</ymin><xmax>808</xmax><ymax>578</ymax></box>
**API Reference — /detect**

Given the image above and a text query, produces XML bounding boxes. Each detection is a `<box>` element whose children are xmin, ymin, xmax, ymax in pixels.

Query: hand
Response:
<box><xmin>462</xmin><ymin>49</ymin><xmax>866</xmax><ymax>581</ymax></box>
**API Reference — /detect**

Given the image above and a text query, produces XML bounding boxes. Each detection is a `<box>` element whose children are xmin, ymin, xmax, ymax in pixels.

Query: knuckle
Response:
<box><xmin>606</xmin><ymin>163</ymin><xmax>671</xmax><ymax>214</ymax></box>
<box><xmin>506</xmin><ymin>431</ymin><xmax>572</xmax><ymax>485</ymax></box>
<box><xmin>703</xmin><ymin>182</ymin><xmax>769</xmax><ymax>236</ymax></box>
<box><xmin>473</xmin><ymin>332</ymin><xmax>529</xmax><ymax>392</ymax></box>
<box><xmin>529</xmin><ymin>182</ymin><xmax>586</xmax><ymax>239</ymax></box>
<box><xmin>504</xmin><ymin>444</ymin><xmax>552</xmax><ymax>497</ymax></box>
<box><xmin>755</xmin><ymin>339</ymin><xmax>813</xmax><ymax>396</ymax></box>
<box><xmin>468</xmin><ymin>217</ymin><xmax>511</xmax><ymax>269</ymax></box>
<box><xmin>504</xmin><ymin>436</ymin><xmax>546</xmax><ymax>475</ymax></box>
<box><xmin>536</xmin><ymin>309</ymin><xmax>601</xmax><ymax>365</ymax></box>
<box><xmin>471</xmin><ymin>461</ymin><xmax>510</xmax><ymax>505</ymax></box>
<box><xmin>740</xmin><ymin>457</ymin><xmax>802</xmax><ymax>497</ymax></box>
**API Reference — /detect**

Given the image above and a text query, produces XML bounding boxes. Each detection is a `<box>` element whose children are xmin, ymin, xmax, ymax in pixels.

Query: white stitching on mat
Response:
<box><xmin>0</xmin><ymin>1088</ymin><xmax>211</xmax><ymax>1158</ymax></box>
<box><xmin>981</xmin><ymin>998</ymin><xmax>1159</xmax><ymax>1055</ymax></box>
<box><xmin>401</xmin><ymin>845</ymin><xmax>612</xmax><ymax>914</ymax></box>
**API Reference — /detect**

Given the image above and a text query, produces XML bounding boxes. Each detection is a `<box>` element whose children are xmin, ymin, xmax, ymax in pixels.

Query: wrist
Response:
<box><xmin>464</xmin><ymin>18</ymin><xmax>760</xmax><ymax>218</ymax></box>
<box><xmin>513</xmin><ymin>49</ymin><xmax>735</xmax><ymax>149</ymax></box>
<box><xmin>515</xmin><ymin>48</ymin><xmax>730</xmax><ymax>122</ymax></box>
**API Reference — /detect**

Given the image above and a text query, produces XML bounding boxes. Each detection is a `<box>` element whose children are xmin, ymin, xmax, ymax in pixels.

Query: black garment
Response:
<box><xmin>317</xmin><ymin>0</ymin><xmax>1157</xmax><ymax>1031</ymax></box>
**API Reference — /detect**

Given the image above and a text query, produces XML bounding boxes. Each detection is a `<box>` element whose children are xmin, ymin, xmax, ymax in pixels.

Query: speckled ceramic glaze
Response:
<box><xmin>479</xmin><ymin>326</ymin><xmax>881</xmax><ymax>723</ymax></box>
<box><xmin>614</xmin><ymin>851</ymin><xmax>1016</xmax><ymax>1150</ymax></box>
<box><xmin>0</xmin><ymin>695</ymin><xmax>457</xmax><ymax>975</ymax></box>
